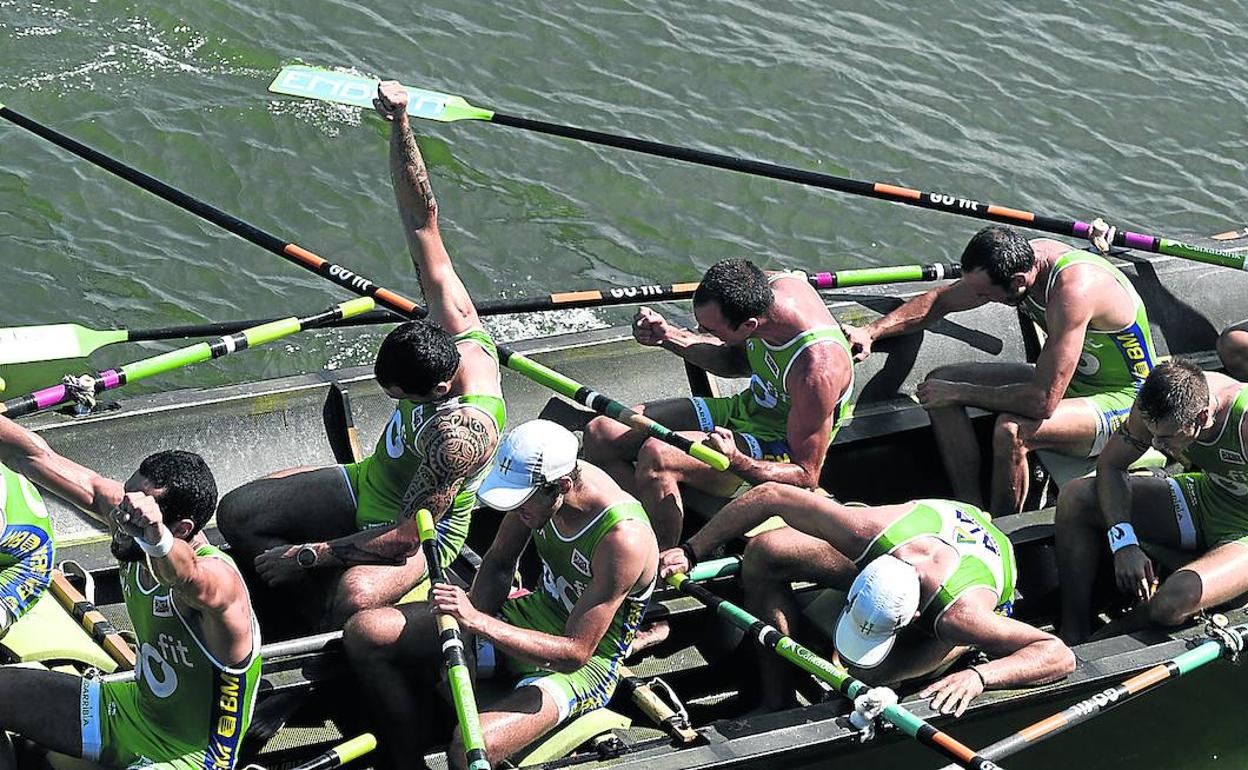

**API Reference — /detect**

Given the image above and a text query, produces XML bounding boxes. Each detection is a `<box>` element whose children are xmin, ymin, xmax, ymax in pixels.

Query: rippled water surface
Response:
<box><xmin>2</xmin><ymin>0</ymin><xmax>1245</xmax><ymax>393</ymax></box>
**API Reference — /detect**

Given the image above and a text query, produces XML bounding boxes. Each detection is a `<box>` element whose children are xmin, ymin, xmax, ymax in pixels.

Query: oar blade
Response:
<box><xmin>0</xmin><ymin>324</ymin><xmax>128</xmax><ymax>365</ymax></box>
<box><xmin>269</xmin><ymin>65</ymin><xmax>494</xmax><ymax>123</ymax></box>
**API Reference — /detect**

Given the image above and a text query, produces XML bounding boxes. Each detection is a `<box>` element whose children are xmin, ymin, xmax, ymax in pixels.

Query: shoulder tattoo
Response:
<box><xmin>400</xmin><ymin>409</ymin><xmax>498</xmax><ymax>519</ymax></box>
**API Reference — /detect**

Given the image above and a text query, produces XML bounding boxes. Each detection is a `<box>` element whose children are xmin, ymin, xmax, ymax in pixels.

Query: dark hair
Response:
<box><xmin>692</xmin><ymin>259</ymin><xmax>773</xmax><ymax>327</ymax></box>
<box><xmin>138</xmin><ymin>450</ymin><xmax>218</xmax><ymax>534</ymax></box>
<box><xmin>374</xmin><ymin>321</ymin><xmax>461</xmax><ymax>396</ymax></box>
<box><xmin>959</xmin><ymin>226</ymin><xmax>1035</xmax><ymax>288</ymax></box>
<box><xmin>1137</xmin><ymin>359</ymin><xmax>1209</xmax><ymax>426</ymax></box>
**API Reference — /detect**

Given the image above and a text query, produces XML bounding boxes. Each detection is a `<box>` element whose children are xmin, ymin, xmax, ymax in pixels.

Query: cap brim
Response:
<box><xmin>476</xmin><ymin>473</ymin><xmax>538</xmax><ymax>512</ymax></box>
<box><xmin>834</xmin><ymin>606</ymin><xmax>897</xmax><ymax>670</ymax></box>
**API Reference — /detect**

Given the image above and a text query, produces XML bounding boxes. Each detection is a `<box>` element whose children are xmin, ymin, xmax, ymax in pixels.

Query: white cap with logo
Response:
<box><xmin>477</xmin><ymin>419</ymin><xmax>579</xmax><ymax>511</ymax></box>
<box><xmin>834</xmin><ymin>554</ymin><xmax>922</xmax><ymax>669</ymax></box>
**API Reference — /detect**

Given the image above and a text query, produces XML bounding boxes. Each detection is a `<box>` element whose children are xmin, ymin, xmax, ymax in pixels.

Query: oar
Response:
<box><xmin>416</xmin><ymin>509</ymin><xmax>490</xmax><ymax>770</ymax></box>
<box><xmin>666</xmin><ymin>572</ymin><xmax>1003</xmax><ymax>770</ymax></box>
<box><xmin>0</xmin><ymin>298</ymin><xmax>374</xmax><ymax>419</ymax></box>
<box><xmin>249</xmin><ymin>733</ymin><xmax>377</xmax><ymax>770</ymax></box>
<box><xmin>269</xmin><ymin>65</ymin><xmax>1246</xmax><ymax>272</ymax></box>
<box><xmin>0</xmin><ymin>107</ymin><xmax>728</xmax><ymax>472</ymax></box>
<box><xmin>1</xmin><ymin>263</ymin><xmax>961</xmax><ymax>367</ymax></box>
<box><xmin>1211</xmin><ymin>227</ymin><xmax>1248</xmax><ymax>242</ymax></box>
<box><xmin>49</xmin><ymin>568</ymin><xmax>137</xmax><ymax>670</ymax></box>
<box><xmin>938</xmin><ymin>619</ymin><xmax>1248</xmax><ymax>768</ymax></box>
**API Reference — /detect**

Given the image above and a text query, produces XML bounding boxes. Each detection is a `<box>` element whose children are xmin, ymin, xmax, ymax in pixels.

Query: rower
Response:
<box><xmin>0</xmin><ymin>461</ymin><xmax>56</xmax><ymax>635</ymax></box>
<box><xmin>0</xmin><ymin>414</ymin><xmax>262</xmax><ymax>770</ymax></box>
<box><xmin>343</xmin><ymin>420</ymin><xmax>658</xmax><ymax>770</ymax></box>
<box><xmin>846</xmin><ymin>225</ymin><xmax>1159</xmax><ymax>514</ymax></box>
<box><xmin>659</xmin><ymin>482</ymin><xmax>1074</xmax><ymax>714</ymax></box>
<box><xmin>583</xmin><ymin>259</ymin><xmax>854</xmax><ymax>548</ymax></box>
<box><xmin>1057</xmin><ymin>359</ymin><xmax>1248</xmax><ymax>643</ymax></box>
<box><xmin>1217</xmin><ymin>320</ymin><xmax>1248</xmax><ymax>379</ymax></box>
<box><xmin>216</xmin><ymin>80</ymin><xmax>505</xmax><ymax>631</ymax></box>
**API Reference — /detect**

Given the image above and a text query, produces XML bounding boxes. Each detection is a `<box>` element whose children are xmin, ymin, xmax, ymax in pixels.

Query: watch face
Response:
<box><xmin>297</xmin><ymin>546</ymin><xmax>317</xmax><ymax>567</ymax></box>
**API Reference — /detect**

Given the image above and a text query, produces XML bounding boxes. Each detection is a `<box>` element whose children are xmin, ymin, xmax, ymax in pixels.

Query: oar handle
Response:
<box><xmin>285</xmin><ymin>733</ymin><xmax>377</xmax><ymax>770</ymax></box>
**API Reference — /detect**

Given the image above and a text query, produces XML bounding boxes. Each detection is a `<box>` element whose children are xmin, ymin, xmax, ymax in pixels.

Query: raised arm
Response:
<box><xmin>311</xmin><ymin>407</ymin><xmax>499</xmax><ymax>569</ymax></box>
<box><xmin>375</xmin><ymin>81</ymin><xmax>479</xmax><ymax>336</ymax></box>
<box><xmin>0</xmin><ymin>415</ymin><xmax>121</xmax><ymax>523</ymax></box>
<box><xmin>445</xmin><ymin>521</ymin><xmax>653</xmax><ymax>673</ymax></box>
<box><xmin>848</xmin><ymin>280</ymin><xmax>986</xmax><ymax>360</ymax></box>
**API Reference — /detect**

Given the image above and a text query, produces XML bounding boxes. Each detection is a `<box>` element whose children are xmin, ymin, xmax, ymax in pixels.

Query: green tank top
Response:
<box><xmin>532</xmin><ymin>500</ymin><xmax>655</xmax><ymax>661</ymax></box>
<box><xmin>121</xmin><ymin>544</ymin><xmax>263</xmax><ymax>765</ymax></box>
<box><xmin>740</xmin><ymin>273</ymin><xmax>855</xmax><ymax>437</ymax></box>
<box><xmin>0</xmin><ymin>465</ymin><xmax>55</xmax><ymax>624</ymax></box>
<box><xmin>855</xmin><ymin>500</ymin><xmax>1016</xmax><ymax>633</ymax></box>
<box><xmin>357</xmin><ymin>328</ymin><xmax>507</xmax><ymax>546</ymax></box>
<box><xmin>1186</xmin><ymin>385</ymin><xmax>1248</xmax><ymax>498</ymax></box>
<box><xmin>1019</xmin><ymin>250</ymin><xmax>1157</xmax><ymax>396</ymax></box>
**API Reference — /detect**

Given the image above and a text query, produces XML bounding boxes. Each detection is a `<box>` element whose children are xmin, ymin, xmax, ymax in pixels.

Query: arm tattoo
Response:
<box><xmin>1116</xmin><ymin>422</ymin><xmax>1152</xmax><ymax>452</ymax></box>
<box><xmin>401</xmin><ymin>408</ymin><xmax>497</xmax><ymax>521</ymax></box>
<box><xmin>393</xmin><ymin>121</ymin><xmax>437</xmax><ymax>227</ymax></box>
<box><xmin>328</xmin><ymin>538</ymin><xmax>406</xmax><ymax>567</ymax></box>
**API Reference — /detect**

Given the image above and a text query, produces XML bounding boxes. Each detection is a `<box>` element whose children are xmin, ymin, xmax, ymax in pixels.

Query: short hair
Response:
<box><xmin>138</xmin><ymin>450</ymin><xmax>218</xmax><ymax>534</ymax></box>
<box><xmin>1137</xmin><ymin>359</ymin><xmax>1209</xmax><ymax>426</ymax></box>
<box><xmin>692</xmin><ymin>259</ymin><xmax>773</xmax><ymax>327</ymax></box>
<box><xmin>374</xmin><ymin>321</ymin><xmax>461</xmax><ymax>396</ymax></box>
<box><xmin>959</xmin><ymin>226</ymin><xmax>1036</xmax><ymax>288</ymax></box>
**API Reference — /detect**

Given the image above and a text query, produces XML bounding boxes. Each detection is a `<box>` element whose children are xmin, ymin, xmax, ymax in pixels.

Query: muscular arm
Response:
<box><xmin>862</xmin><ymin>281</ymin><xmax>986</xmax><ymax>342</ymax></box>
<box><xmin>0</xmin><ymin>416</ymin><xmax>121</xmax><ymax>524</ymax></box>
<box><xmin>658</xmin><ymin>329</ymin><xmax>750</xmax><ymax>377</ymax></box>
<box><xmin>1094</xmin><ymin>408</ymin><xmax>1151</xmax><ymax>529</ymax></box>
<box><xmin>149</xmin><ymin>535</ymin><xmax>247</xmax><ymax>613</ymax></box>
<box><xmin>727</xmin><ymin>349</ymin><xmax>849</xmax><ymax>487</ymax></box>
<box><xmin>937</xmin><ymin>594</ymin><xmax>1075</xmax><ymax>688</ymax></box>
<box><xmin>470</xmin><ymin>522</ymin><xmax>652</xmax><ymax>673</ymax></box>
<box><xmin>468</xmin><ymin>513</ymin><xmax>532</xmax><ymax>617</ymax></box>
<box><xmin>314</xmin><ymin>409</ymin><xmax>498</xmax><ymax>568</ymax></box>
<box><xmin>389</xmin><ymin>111</ymin><xmax>479</xmax><ymax>335</ymax></box>
<box><xmin>943</xmin><ymin>280</ymin><xmax>1093</xmax><ymax>418</ymax></box>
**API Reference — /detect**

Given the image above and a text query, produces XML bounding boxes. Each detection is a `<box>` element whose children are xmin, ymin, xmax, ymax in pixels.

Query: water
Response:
<box><xmin>1</xmin><ymin>1</ymin><xmax>1246</xmax><ymax>764</ymax></box>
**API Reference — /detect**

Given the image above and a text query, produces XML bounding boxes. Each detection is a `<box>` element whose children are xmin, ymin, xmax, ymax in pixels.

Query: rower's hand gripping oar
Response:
<box><xmin>269</xmin><ymin>66</ymin><xmax>1246</xmax><ymax>272</ymax></box>
<box><xmin>0</xmin><ymin>298</ymin><xmax>376</xmax><ymax>419</ymax></box>
<box><xmin>0</xmin><ymin>105</ymin><xmax>728</xmax><ymax>472</ymax></box>
<box><xmin>417</xmin><ymin>509</ymin><xmax>491</xmax><ymax>770</ymax></box>
<box><xmin>666</xmin><ymin>572</ymin><xmax>1004</xmax><ymax>770</ymax></box>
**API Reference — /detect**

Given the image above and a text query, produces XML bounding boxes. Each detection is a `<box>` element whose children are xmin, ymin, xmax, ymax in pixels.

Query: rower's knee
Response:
<box><xmin>584</xmin><ymin>415</ymin><xmax>625</xmax><ymax>462</ymax></box>
<box><xmin>636</xmin><ymin>438</ymin><xmax>680</xmax><ymax>484</ymax></box>
<box><xmin>1217</xmin><ymin>325</ymin><xmax>1248</xmax><ymax>379</ymax></box>
<box><xmin>1148</xmin><ymin>572</ymin><xmax>1203</xmax><ymax>628</ymax></box>
<box><xmin>993</xmin><ymin>412</ymin><xmax>1033</xmax><ymax>455</ymax></box>
<box><xmin>742</xmin><ymin>528</ymin><xmax>790</xmax><ymax>581</ymax></box>
<box><xmin>1056</xmin><ymin>478</ymin><xmax>1097</xmax><ymax>528</ymax></box>
<box><xmin>215</xmin><ymin>487</ymin><xmax>253</xmax><ymax>545</ymax></box>
<box><xmin>332</xmin><ymin>576</ymin><xmax>398</xmax><ymax>626</ymax></box>
<box><xmin>343</xmin><ymin>607</ymin><xmax>403</xmax><ymax>663</ymax></box>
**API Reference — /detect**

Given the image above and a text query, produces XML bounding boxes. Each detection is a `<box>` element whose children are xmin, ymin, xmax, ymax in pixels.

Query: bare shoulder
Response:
<box><xmin>1029</xmin><ymin>238</ymin><xmax>1073</xmax><ymax>257</ymax></box>
<box><xmin>417</xmin><ymin>406</ymin><xmax>500</xmax><ymax>477</ymax></box>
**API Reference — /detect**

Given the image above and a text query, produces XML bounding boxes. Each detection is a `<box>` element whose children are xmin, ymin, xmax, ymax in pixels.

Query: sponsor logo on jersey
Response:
<box><xmin>206</xmin><ymin>671</ymin><xmax>247</xmax><ymax>770</ymax></box>
<box><xmin>571</xmin><ymin>548</ymin><xmax>592</xmax><ymax>577</ymax></box>
<box><xmin>1220</xmin><ymin>449</ymin><xmax>1245</xmax><ymax>465</ymax></box>
<box><xmin>153</xmin><ymin>594</ymin><xmax>173</xmax><ymax>618</ymax></box>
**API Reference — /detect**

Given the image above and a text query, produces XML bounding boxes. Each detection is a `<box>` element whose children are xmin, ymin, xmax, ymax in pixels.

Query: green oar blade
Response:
<box><xmin>269</xmin><ymin>65</ymin><xmax>495</xmax><ymax>123</ymax></box>
<box><xmin>0</xmin><ymin>324</ymin><xmax>128</xmax><ymax>365</ymax></box>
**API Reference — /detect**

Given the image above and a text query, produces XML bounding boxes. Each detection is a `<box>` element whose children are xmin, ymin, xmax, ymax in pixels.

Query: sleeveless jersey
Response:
<box><xmin>356</xmin><ymin>328</ymin><xmax>506</xmax><ymax>556</ymax></box>
<box><xmin>853</xmin><ymin>499</ymin><xmax>1016</xmax><ymax>633</ymax></box>
<box><xmin>1019</xmin><ymin>250</ymin><xmax>1157</xmax><ymax>397</ymax></box>
<box><xmin>740</xmin><ymin>272</ymin><xmax>855</xmax><ymax>438</ymax></box>
<box><xmin>121</xmin><ymin>544</ymin><xmax>263</xmax><ymax>767</ymax></box>
<box><xmin>1185</xmin><ymin>385</ymin><xmax>1248</xmax><ymax>499</ymax></box>
<box><xmin>532</xmin><ymin>501</ymin><xmax>654</xmax><ymax>661</ymax></box>
<box><xmin>0</xmin><ymin>465</ymin><xmax>55</xmax><ymax>623</ymax></box>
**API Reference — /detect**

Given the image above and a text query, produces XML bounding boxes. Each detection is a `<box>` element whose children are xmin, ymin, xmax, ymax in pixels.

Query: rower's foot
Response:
<box><xmin>628</xmin><ymin>620</ymin><xmax>672</xmax><ymax>658</ymax></box>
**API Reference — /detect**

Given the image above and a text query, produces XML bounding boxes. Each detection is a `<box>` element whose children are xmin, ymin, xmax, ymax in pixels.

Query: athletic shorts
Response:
<box><xmin>1073</xmin><ymin>386</ymin><xmax>1137</xmax><ymax>456</ymax></box>
<box><xmin>689</xmin><ymin>396</ymin><xmax>792</xmax><ymax>462</ymax></box>
<box><xmin>1166</xmin><ymin>473</ymin><xmax>1248</xmax><ymax>550</ymax></box>
<box><xmin>475</xmin><ymin>592</ymin><xmax>622</xmax><ymax>724</ymax></box>
<box><xmin>80</xmin><ymin>678</ymin><xmax>213</xmax><ymax>770</ymax></box>
<box><xmin>338</xmin><ymin>458</ymin><xmax>466</xmax><ymax>569</ymax></box>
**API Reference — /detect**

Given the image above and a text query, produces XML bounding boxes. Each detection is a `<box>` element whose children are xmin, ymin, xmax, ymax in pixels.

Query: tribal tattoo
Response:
<box><xmin>400</xmin><ymin>407</ymin><xmax>498</xmax><ymax>521</ymax></box>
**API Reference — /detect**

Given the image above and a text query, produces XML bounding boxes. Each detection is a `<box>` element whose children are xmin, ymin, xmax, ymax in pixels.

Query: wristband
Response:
<box><xmin>969</xmin><ymin>665</ymin><xmax>987</xmax><ymax>688</ymax></box>
<box><xmin>1107</xmin><ymin>522</ymin><xmax>1139</xmax><ymax>553</ymax></box>
<box><xmin>679</xmin><ymin>541</ymin><xmax>699</xmax><ymax>569</ymax></box>
<box><xmin>138</xmin><ymin>528</ymin><xmax>176</xmax><ymax>559</ymax></box>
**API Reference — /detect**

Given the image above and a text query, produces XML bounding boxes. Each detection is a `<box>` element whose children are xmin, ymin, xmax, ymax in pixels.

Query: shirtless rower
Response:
<box><xmin>217</xmin><ymin>81</ymin><xmax>504</xmax><ymax>631</ymax></box>
<box><xmin>660</xmin><ymin>482</ymin><xmax>1074</xmax><ymax>715</ymax></box>
<box><xmin>583</xmin><ymin>259</ymin><xmax>854</xmax><ymax>548</ymax></box>
<box><xmin>344</xmin><ymin>420</ymin><xmax>658</xmax><ymax>769</ymax></box>
<box><xmin>0</xmin><ymin>415</ymin><xmax>262</xmax><ymax>770</ymax></box>
<box><xmin>1057</xmin><ymin>359</ymin><xmax>1248</xmax><ymax>643</ymax></box>
<box><xmin>847</xmin><ymin>225</ymin><xmax>1158</xmax><ymax>514</ymax></box>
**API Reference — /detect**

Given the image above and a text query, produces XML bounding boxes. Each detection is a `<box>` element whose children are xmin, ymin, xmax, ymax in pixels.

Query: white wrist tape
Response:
<box><xmin>1107</xmin><ymin>522</ymin><xmax>1139</xmax><ymax>553</ymax></box>
<box><xmin>138</xmin><ymin>528</ymin><xmax>176</xmax><ymax>559</ymax></box>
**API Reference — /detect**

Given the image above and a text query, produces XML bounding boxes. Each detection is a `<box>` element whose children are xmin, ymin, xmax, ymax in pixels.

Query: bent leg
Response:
<box><xmin>991</xmin><ymin>398</ymin><xmax>1098</xmax><ymax>514</ymax></box>
<box><xmin>0</xmin><ymin>667</ymin><xmax>84</xmax><ymax>768</ymax></box>
<box><xmin>583</xmin><ymin>398</ymin><xmax>704</xmax><ymax>493</ymax></box>
<box><xmin>1147</xmin><ymin>541</ymin><xmax>1248</xmax><ymax>626</ymax></box>
<box><xmin>216</xmin><ymin>466</ymin><xmax>357</xmax><ymax>561</ymax></box>
<box><xmin>1218</xmin><ymin>320</ymin><xmax>1248</xmax><ymax>380</ymax></box>
<box><xmin>449</xmin><ymin>685</ymin><xmax>561</xmax><ymax>770</ymax></box>
<box><xmin>742</xmin><ymin>526</ymin><xmax>856</xmax><ymax>710</ymax></box>
<box><xmin>325</xmin><ymin>554</ymin><xmax>430</xmax><ymax>630</ymax></box>
<box><xmin>636</xmin><ymin>430</ymin><xmax>746</xmax><ymax>548</ymax></box>
<box><xmin>924</xmin><ymin>362</ymin><xmax>1036</xmax><ymax>507</ymax></box>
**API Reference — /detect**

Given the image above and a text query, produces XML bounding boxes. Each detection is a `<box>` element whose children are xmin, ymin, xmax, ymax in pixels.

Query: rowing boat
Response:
<box><xmin>9</xmin><ymin>238</ymin><xmax>1248</xmax><ymax>769</ymax></box>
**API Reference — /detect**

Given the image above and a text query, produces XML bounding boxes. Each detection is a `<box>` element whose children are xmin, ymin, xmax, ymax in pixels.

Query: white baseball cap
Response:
<box><xmin>834</xmin><ymin>554</ymin><xmax>922</xmax><ymax>669</ymax></box>
<box><xmin>477</xmin><ymin>419</ymin><xmax>579</xmax><ymax>511</ymax></box>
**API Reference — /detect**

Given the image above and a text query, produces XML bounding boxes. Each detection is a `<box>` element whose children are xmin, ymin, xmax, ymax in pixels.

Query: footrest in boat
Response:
<box><xmin>514</xmin><ymin>708</ymin><xmax>632</xmax><ymax>767</ymax></box>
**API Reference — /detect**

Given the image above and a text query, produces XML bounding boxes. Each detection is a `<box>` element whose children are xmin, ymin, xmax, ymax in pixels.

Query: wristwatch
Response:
<box><xmin>296</xmin><ymin>544</ymin><xmax>319</xmax><ymax>568</ymax></box>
